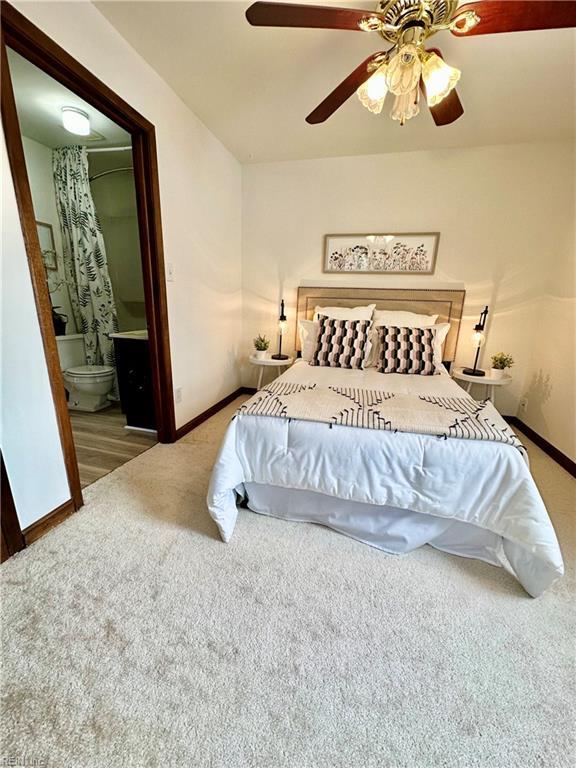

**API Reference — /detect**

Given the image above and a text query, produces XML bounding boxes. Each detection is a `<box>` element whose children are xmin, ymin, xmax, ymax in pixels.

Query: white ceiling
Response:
<box><xmin>95</xmin><ymin>1</ymin><xmax>575</xmax><ymax>163</ymax></box>
<box><xmin>7</xmin><ymin>48</ymin><xmax>131</xmax><ymax>149</ymax></box>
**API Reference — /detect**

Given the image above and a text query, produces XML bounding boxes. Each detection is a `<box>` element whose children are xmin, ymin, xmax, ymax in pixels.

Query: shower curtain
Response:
<box><xmin>53</xmin><ymin>146</ymin><xmax>119</xmax><ymax>367</ymax></box>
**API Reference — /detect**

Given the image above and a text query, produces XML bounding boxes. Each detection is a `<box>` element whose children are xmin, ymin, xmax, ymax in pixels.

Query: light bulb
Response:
<box><xmin>422</xmin><ymin>53</ymin><xmax>461</xmax><ymax>107</ymax></box>
<box><xmin>61</xmin><ymin>107</ymin><xmax>90</xmax><ymax>136</ymax></box>
<box><xmin>471</xmin><ymin>330</ymin><xmax>485</xmax><ymax>348</ymax></box>
<box><xmin>357</xmin><ymin>65</ymin><xmax>388</xmax><ymax>114</ymax></box>
<box><xmin>386</xmin><ymin>44</ymin><xmax>421</xmax><ymax>96</ymax></box>
<box><xmin>390</xmin><ymin>87</ymin><xmax>420</xmax><ymax>126</ymax></box>
<box><xmin>279</xmin><ymin>319</ymin><xmax>288</xmax><ymax>335</ymax></box>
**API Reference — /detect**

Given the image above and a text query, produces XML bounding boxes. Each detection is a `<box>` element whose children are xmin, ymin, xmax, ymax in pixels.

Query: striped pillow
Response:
<box><xmin>310</xmin><ymin>315</ymin><xmax>369</xmax><ymax>369</ymax></box>
<box><xmin>377</xmin><ymin>326</ymin><xmax>437</xmax><ymax>375</ymax></box>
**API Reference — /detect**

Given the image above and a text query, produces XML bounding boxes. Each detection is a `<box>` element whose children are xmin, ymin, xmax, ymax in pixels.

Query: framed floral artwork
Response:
<box><xmin>323</xmin><ymin>233</ymin><xmax>439</xmax><ymax>275</ymax></box>
<box><xmin>36</xmin><ymin>220</ymin><xmax>58</xmax><ymax>271</ymax></box>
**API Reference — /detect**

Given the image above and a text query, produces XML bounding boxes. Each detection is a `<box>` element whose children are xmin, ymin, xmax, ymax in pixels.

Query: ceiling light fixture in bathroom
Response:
<box><xmin>61</xmin><ymin>107</ymin><xmax>90</xmax><ymax>136</ymax></box>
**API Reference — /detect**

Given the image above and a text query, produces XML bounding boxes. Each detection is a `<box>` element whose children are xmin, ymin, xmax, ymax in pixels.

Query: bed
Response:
<box><xmin>207</xmin><ymin>287</ymin><xmax>564</xmax><ymax>597</ymax></box>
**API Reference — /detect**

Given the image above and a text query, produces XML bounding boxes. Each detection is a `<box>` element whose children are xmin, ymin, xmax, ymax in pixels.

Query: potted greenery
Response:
<box><xmin>491</xmin><ymin>352</ymin><xmax>514</xmax><ymax>379</ymax></box>
<box><xmin>253</xmin><ymin>334</ymin><xmax>270</xmax><ymax>360</ymax></box>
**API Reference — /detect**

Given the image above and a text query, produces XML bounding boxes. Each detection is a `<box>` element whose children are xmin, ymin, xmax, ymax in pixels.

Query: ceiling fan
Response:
<box><xmin>245</xmin><ymin>1</ymin><xmax>576</xmax><ymax>126</ymax></box>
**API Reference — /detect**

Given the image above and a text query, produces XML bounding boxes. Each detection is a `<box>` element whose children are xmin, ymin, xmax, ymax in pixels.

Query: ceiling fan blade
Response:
<box><xmin>306</xmin><ymin>52</ymin><xmax>386</xmax><ymax>124</ymax></box>
<box><xmin>420</xmin><ymin>49</ymin><xmax>464</xmax><ymax>126</ymax></box>
<box><xmin>427</xmin><ymin>88</ymin><xmax>464</xmax><ymax>126</ymax></box>
<box><xmin>451</xmin><ymin>1</ymin><xmax>576</xmax><ymax>36</ymax></box>
<box><xmin>246</xmin><ymin>2</ymin><xmax>385</xmax><ymax>31</ymax></box>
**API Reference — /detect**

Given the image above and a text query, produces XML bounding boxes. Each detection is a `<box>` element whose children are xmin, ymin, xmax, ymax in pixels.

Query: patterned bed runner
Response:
<box><xmin>238</xmin><ymin>381</ymin><xmax>525</xmax><ymax>454</ymax></box>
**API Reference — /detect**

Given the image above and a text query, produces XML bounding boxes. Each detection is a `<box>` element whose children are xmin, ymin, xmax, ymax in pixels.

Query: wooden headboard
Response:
<box><xmin>296</xmin><ymin>286</ymin><xmax>466</xmax><ymax>363</ymax></box>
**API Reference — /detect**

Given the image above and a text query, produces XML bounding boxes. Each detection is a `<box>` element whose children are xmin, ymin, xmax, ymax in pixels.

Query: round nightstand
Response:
<box><xmin>249</xmin><ymin>355</ymin><xmax>294</xmax><ymax>390</ymax></box>
<box><xmin>452</xmin><ymin>367</ymin><xmax>512</xmax><ymax>407</ymax></box>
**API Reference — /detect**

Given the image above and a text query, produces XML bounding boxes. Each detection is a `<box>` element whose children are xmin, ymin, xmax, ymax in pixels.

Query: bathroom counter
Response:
<box><xmin>109</xmin><ymin>329</ymin><xmax>148</xmax><ymax>341</ymax></box>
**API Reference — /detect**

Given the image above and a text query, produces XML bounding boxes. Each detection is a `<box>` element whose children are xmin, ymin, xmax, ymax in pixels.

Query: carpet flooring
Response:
<box><xmin>1</xmin><ymin>396</ymin><xmax>574</xmax><ymax>768</ymax></box>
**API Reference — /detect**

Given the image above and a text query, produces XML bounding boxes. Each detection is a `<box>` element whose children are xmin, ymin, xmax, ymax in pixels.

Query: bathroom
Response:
<box><xmin>8</xmin><ymin>48</ymin><xmax>157</xmax><ymax>487</ymax></box>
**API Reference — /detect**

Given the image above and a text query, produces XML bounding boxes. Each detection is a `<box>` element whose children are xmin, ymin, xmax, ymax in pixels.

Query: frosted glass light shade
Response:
<box><xmin>386</xmin><ymin>44</ymin><xmax>421</xmax><ymax>96</ymax></box>
<box><xmin>422</xmin><ymin>53</ymin><xmax>461</xmax><ymax>107</ymax></box>
<box><xmin>357</xmin><ymin>65</ymin><xmax>388</xmax><ymax>114</ymax></box>
<box><xmin>390</xmin><ymin>87</ymin><xmax>419</xmax><ymax>125</ymax></box>
<box><xmin>62</xmin><ymin>107</ymin><xmax>90</xmax><ymax>136</ymax></box>
<box><xmin>279</xmin><ymin>319</ymin><xmax>288</xmax><ymax>335</ymax></box>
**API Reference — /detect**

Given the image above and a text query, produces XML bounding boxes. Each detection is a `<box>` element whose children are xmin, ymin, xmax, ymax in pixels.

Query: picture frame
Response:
<box><xmin>36</xmin><ymin>220</ymin><xmax>58</xmax><ymax>271</ymax></box>
<box><xmin>323</xmin><ymin>232</ymin><xmax>439</xmax><ymax>275</ymax></box>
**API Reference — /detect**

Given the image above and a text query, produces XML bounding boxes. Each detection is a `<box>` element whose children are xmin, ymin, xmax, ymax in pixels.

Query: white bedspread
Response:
<box><xmin>207</xmin><ymin>361</ymin><xmax>564</xmax><ymax>596</ymax></box>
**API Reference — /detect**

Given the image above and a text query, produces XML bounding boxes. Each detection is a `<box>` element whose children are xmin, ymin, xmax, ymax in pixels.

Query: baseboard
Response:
<box><xmin>23</xmin><ymin>498</ymin><xmax>76</xmax><ymax>545</ymax></box>
<box><xmin>175</xmin><ymin>387</ymin><xmax>252</xmax><ymax>440</ymax></box>
<box><xmin>506</xmin><ymin>417</ymin><xmax>575</xmax><ymax>478</ymax></box>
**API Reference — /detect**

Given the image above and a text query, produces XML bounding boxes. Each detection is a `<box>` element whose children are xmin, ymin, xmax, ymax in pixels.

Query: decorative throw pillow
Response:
<box><xmin>377</xmin><ymin>326</ymin><xmax>437</xmax><ymax>375</ymax></box>
<box><xmin>310</xmin><ymin>315</ymin><xmax>369</xmax><ymax>369</ymax></box>
<box><xmin>368</xmin><ymin>321</ymin><xmax>450</xmax><ymax>369</ymax></box>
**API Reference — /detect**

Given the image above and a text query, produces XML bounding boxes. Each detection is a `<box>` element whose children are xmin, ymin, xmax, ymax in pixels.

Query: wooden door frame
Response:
<box><xmin>1</xmin><ymin>3</ymin><xmax>176</xmax><ymax>511</ymax></box>
<box><xmin>1</xmin><ymin>451</ymin><xmax>26</xmax><ymax>562</ymax></box>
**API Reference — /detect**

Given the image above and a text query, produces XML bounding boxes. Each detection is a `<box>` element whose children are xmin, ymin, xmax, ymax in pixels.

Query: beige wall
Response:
<box><xmin>523</xmin><ymin>296</ymin><xmax>575</xmax><ymax>460</ymax></box>
<box><xmin>242</xmin><ymin>141</ymin><xmax>575</xmax><ymax>458</ymax></box>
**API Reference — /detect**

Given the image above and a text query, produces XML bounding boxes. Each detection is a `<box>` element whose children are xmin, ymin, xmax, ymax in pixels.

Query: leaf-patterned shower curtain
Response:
<box><xmin>53</xmin><ymin>146</ymin><xmax>119</xmax><ymax>366</ymax></box>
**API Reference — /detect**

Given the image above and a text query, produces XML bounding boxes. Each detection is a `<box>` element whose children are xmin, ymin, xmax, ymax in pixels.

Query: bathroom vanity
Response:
<box><xmin>110</xmin><ymin>330</ymin><xmax>156</xmax><ymax>431</ymax></box>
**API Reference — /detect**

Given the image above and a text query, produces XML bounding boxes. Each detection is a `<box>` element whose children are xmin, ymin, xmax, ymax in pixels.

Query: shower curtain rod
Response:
<box><xmin>89</xmin><ymin>167</ymin><xmax>134</xmax><ymax>182</ymax></box>
<box><xmin>86</xmin><ymin>146</ymin><xmax>132</xmax><ymax>153</ymax></box>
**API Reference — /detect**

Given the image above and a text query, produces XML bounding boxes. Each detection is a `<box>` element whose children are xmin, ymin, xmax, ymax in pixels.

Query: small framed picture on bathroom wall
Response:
<box><xmin>36</xmin><ymin>220</ymin><xmax>58</xmax><ymax>270</ymax></box>
<box><xmin>323</xmin><ymin>232</ymin><xmax>439</xmax><ymax>275</ymax></box>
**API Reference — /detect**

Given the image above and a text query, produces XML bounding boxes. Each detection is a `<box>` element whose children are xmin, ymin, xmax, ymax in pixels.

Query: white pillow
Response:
<box><xmin>372</xmin><ymin>310</ymin><xmax>438</xmax><ymax>327</ymax></box>
<box><xmin>313</xmin><ymin>304</ymin><xmax>376</xmax><ymax>322</ymax></box>
<box><xmin>364</xmin><ymin>328</ymin><xmax>380</xmax><ymax>368</ymax></box>
<box><xmin>299</xmin><ymin>319</ymin><xmax>319</xmax><ymax>361</ymax></box>
<box><xmin>429</xmin><ymin>323</ymin><xmax>450</xmax><ymax>367</ymax></box>
<box><xmin>365</xmin><ymin>322</ymin><xmax>451</xmax><ymax>369</ymax></box>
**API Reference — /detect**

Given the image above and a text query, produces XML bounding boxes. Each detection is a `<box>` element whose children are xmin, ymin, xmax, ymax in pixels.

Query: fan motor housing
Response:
<box><xmin>376</xmin><ymin>0</ymin><xmax>458</xmax><ymax>41</ymax></box>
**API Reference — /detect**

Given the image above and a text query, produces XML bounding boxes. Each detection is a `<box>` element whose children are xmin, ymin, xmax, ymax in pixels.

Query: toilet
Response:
<box><xmin>56</xmin><ymin>334</ymin><xmax>115</xmax><ymax>412</ymax></box>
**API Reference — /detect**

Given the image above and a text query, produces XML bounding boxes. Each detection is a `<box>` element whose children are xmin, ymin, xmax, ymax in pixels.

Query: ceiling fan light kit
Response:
<box><xmin>421</xmin><ymin>51</ymin><xmax>461</xmax><ymax>107</ymax></box>
<box><xmin>357</xmin><ymin>42</ymin><xmax>460</xmax><ymax>123</ymax></box>
<box><xmin>245</xmin><ymin>0</ymin><xmax>576</xmax><ymax>128</ymax></box>
<box><xmin>386</xmin><ymin>43</ymin><xmax>422</xmax><ymax>95</ymax></box>
<box><xmin>390</xmin><ymin>88</ymin><xmax>420</xmax><ymax>124</ymax></box>
<box><xmin>356</xmin><ymin>65</ymin><xmax>389</xmax><ymax>113</ymax></box>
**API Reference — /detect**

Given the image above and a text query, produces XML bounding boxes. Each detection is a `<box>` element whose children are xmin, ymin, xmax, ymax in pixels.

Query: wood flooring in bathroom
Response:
<box><xmin>69</xmin><ymin>406</ymin><xmax>157</xmax><ymax>488</ymax></box>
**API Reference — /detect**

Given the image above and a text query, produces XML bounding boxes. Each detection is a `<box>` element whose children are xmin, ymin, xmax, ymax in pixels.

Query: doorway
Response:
<box><xmin>1</xmin><ymin>4</ymin><xmax>176</xmax><ymax>510</ymax></box>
